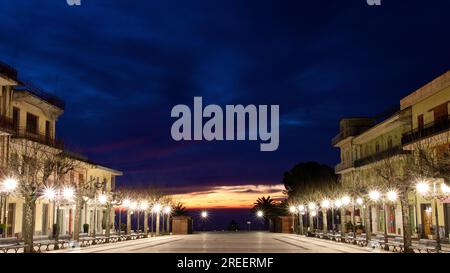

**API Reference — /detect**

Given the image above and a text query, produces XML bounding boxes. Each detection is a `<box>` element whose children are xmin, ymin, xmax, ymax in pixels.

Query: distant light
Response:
<box><xmin>164</xmin><ymin>206</ymin><xmax>172</xmax><ymax>214</ymax></box>
<box><xmin>341</xmin><ymin>196</ymin><xmax>351</xmax><ymax>206</ymax></box>
<box><xmin>289</xmin><ymin>206</ymin><xmax>297</xmax><ymax>213</ymax></box>
<box><xmin>256</xmin><ymin>210</ymin><xmax>263</xmax><ymax>218</ymax></box>
<box><xmin>369</xmin><ymin>190</ymin><xmax>381</xmax><ymax>202</ymax></box>
<box><xmin>122</xmin><ymin>199</ymin><xmax>131</xmax><ymax>208</ymax></box>
<box><xmin>356</xmin><ymin>198</ymin><xmax>363</xmax><ymax>205</ymax></box>
<box><xmin>308</xmin><ymin>202</ymin><xmax>316</xmax><ymax>210</ymax></box>
<box><xmin>297</xmin><ymin>205</ymin><xmax>305</xmax><ymax>212</ymax></box>
<box><xmin>139</xmin><ymin>201</ymin><xmax>149</xmax><ymax>210</ymax></box>
<box><xmin>321</xmin><ymin>199</ymin><xmax>331</xmax><ymax>209</ymax></box>
<box><xmin>442</xmin><ymin>183</ymin><xmax>450</xmax><ymax>194</ymax></box>
<box><xmin>130</xmin><ymin>201</ymin><xmax>138</xmax><ymax>210</ymax></box>
<box><xmin>387</xmin><ymin>191</ymin><xmax>398</xmax><ymax>202</ymax></box>
<box><xmin>62</xmin><ymin>187</ymin><xmax>75</xmax><ymax>200</ymax></box>
<box><xmin>416</xmin><ymin>181</ymin><xmax>430</xmax><ymax>195</ymax></box>
<box><xmin>2</xmin><ymin>177</ymin><xmax>17</xmax><ymax>192</ymax></box>
<box><xmin>334</xmin><ymin>199</ymin><xmax>342</xmax><ymax>208</ymax></box>
<box><xmin>201</xmin><ymin>211</ymin><xmax>208</xmax><ymax>218</ymax></box>
<box><xmin>311</xmin><ymin>211</ymin><xmax>317</xmax><ymax>217</ymax></box>
<box><xmin>98</xmin><ymin>194</ymin><xmax>108</xmax><ymax>204</ymax></box>
<box><xmin>152</xmin><ymin>203</ymin><xmax>161</xmax><ymax>212</ymax></box>
<box><xmin>43</xmin><ymin>187</ymin><xmax>56</xmax><ymax>200</ymax></box>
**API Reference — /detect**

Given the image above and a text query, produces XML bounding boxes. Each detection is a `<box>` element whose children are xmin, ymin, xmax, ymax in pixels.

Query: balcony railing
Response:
<box><xmin>332</xmin><ymin>127</ymin><xmax>369</xmax><ymax>146</ymax></box>
<box><xmin>402</xmin><ymin>115</ymin><xmax>450</xmax><ymax>145</ymax></box>
<box><xmin>0</xmin><ymin>115</ymin><xmax>15</xmax><ymax>133</ymax></box>
<box><xmin>354</xmin><ymin>146</ymin><xmax>409</xmax><ymax>168</ymax></box>
<box><xmin>15</xmin><ymin>84</ymin><xmax>65</xmax><ymax>110</ymax></box>
<box><xmin>335</xmin><ymin>162</ymin><xmax>353</xmax><ymax>173</ymax></box>
<box><xmin>0</xmin><ymin>61</ymin><xmax>18</xmax><ymax>81</ymax></box>
<box><xmin>12</xmin><ymin>126</ymin><xmax>64</xmax><ymax>149</ymax></box>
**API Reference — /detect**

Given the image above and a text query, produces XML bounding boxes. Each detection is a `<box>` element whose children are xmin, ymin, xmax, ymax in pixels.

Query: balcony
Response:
<box><xmin>332</xmin><ymin>127</ymin><xmax>368</xmax><ymax>146</ymax></box>
<box><xmin>12</xmin><ymin>127</ymin><xmax>64</xmax><ymax>149</ymax></box>
<box><xmin>0</xmin><ymin>61</ymin><xmax>18</xmax><ymax>81</ymax></box>
<box><xmin>335</xmin><ymin>162</ymin><xmax>353</xmax><ymax>173</ymax></box>
<box><xmin>0</xmin><ymin>115</ymin><xmax>15</xmax><ymax>133</ymax></box>
<box><xmin>354</xmin><ymin>146</ymin><xmax>409</xmax><ymax>168</ymax></box>
<box><xmin>402</xmin><ymin>115</ymin><xmax>450</xmax><ymax>145</ymax></box>
<box><xmin>15</xmin><ymin>85</ymin><xmax>65</xmax><ymax>110</ymax></box>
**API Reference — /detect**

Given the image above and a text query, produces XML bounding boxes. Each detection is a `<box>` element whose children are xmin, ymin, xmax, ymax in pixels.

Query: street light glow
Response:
<box><xmin>341</xmin><ymin>196</ymin><xmax>351</xmax><ymax>206</ymax></box>
<box><xmin>43</xmin><ymin>187</ymin><xmax>56</xmax><ymax>200</ymax></box>
<box><xmin>321</xmin><ymin>199</ymin><xmax>331</xmax><ymax>209</ymax></box>
<box><xmin>334</xmin><ymin>199</ymin><xmax>342</xmax><ymax>208</ymax></box>
<box><xmin>152</xmin><ymin>203</ymin><xmax>161</xmax><ymax>212</ymax></box>
<box><xmin>201</xmin><ymin>211</ymin><xmax>208</xmax><ymax>218</ymax></box>
<box><xmin>2</xmin><ymin>177</ymin><xmax>17</xmax><ymax>192</ymax></box>
<box><xmin>369</xmin><ymin>190</ymin><xmax>381</xmax><ymax>202</ymax></box>
<box><xmin>130</xmin><ymin>201</ymin><xmax>138</xmax><ymax>210</ymax></box>
<box><xmin>164</xmin><ymin>206</ymin><xmax>172</xmax><ymax>214</ymax></box>
<box><xmin>62</xmin><ymin>187</ymin><xmax>75</xmax><ymax>200</ymax></box>
<box><xmin>256</xmin><ymin>210</ymin><xmax>264</xmax><ymax>218</ymax></box>
<box><xmin>98</xmin><ymin>194</ymin><xmax>108</xmax><ymax>204</ymax></box>
<box><xmin>139</xmin><ymin>201</ymin><xmax>149</xmax><ymax>210</ymax></box>
<box><xmin>297</xmin><ymin>204</ymin><xmax>305</xmax><ymax>212</ymax></box>
<box><xmin>308</xmin><ymin>202</ymin><xmax>316</xmax><ymax>210</ymax></box>
<box><xmin>356</xmin><ymin>197</ymin><xmax>363</xmax><ymax>205</ymax></box>
<box><xmin>387</xmin><ymin>190</ymin><xmax>398</xmax><ymax>202</ymax></box>
<box><xmin>416</xmin><ymin>181</ymin><xmax>430</xmax><ymax>195</ymax></box>
<box><xmin>442</xmin><ymin>183</ymin><xmax>450</xmax><ymax>194</ymax></box>
<box><xmin>311</xmin><ymin>211</ymin><xmax>317</xmax><ymax>217</ymax></box>
<box><xmin>122</xmin><ymin>198</ymin><xmax>131</xmax><ymax>208</ymax></box>
<box><xmin>289</xmin><ymin>206</ymin><xmax>297</xmax><ymax>213</ymax></box>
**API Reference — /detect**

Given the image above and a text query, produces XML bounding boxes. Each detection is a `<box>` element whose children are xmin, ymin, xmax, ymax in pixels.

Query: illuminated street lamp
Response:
<box><xmin>98</xmin><ymin>194</ymin><xmax>108</xmax><ymax>205</ymax></box>
<box><xmin>356</xmin><ymin>198</ymin><xmax>364</xmax><ymax>206</ymax></box>
<box><xmin>2</xmin><ymin>178</ymin><xmax>17</xmax><ymax>192</ymax></box>
<box><xmin>297</xmin><ymin>205</ymin><xmax>305</xmax><ymax>235</ymax></box>
<box><xmin>341</xmin><ymin>196</ymin><xmax>351</xmax><ymax>206</ymax></box>
<box><xmin>256</xmin><ymin>210</ymin><xmax>263</xmax><ymax>218</ymax></box>
<box><xmin>43</xmin><ymin>187</ymin><xmax>56</xmax><ymax>200</ymax></box>
<box><xmin>289</xmin><ymin>206</ymin><xmax>296</xmax><ymax>233</ymax></box>
<box><xmin>201</xmin><ymin>211</ymin><xmax>208</xmax><ymax>218</ymax></box>
<box><xmin>386</xmin><ymin>190</ymin><xmax>398</xmax><ymax>202</ymax></box>
<box><xmin>369</xmin><ymin>190</ymin><xmax>381</xmax><ymax>202</ymax></box>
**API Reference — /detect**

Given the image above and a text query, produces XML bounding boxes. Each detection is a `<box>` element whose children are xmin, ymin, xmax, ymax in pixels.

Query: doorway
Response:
<box><xmin>6</xmin><ymin>203</ymin><xmax>15</xmax><ymax>237</ymax></box>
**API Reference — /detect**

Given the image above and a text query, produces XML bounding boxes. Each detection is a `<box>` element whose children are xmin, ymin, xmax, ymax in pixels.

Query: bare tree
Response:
<box><xmin>5</xmin><ymin>140</ymin><xmax>75</xmax><ymax>252</ymax></box>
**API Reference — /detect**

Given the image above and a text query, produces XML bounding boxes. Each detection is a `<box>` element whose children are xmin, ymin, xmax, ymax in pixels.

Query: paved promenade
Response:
<box><xmin>55</xmin><ymin>232</ymin><xmax>387</xmax><ymax>253</ymax></box>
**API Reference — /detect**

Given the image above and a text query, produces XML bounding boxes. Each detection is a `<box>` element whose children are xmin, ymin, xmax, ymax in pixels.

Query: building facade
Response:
<box><xmin>0</xmin><ymin>61</ymin><xmax>122</xmax><ymax>239</ymax></box>
<box><xmin>333</xmin><ymin>70</ymin><xmax>450</xmax><ymax>241</ymax></box>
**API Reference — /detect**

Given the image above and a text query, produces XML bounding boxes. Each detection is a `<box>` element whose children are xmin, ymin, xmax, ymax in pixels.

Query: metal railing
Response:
<box><xmin>14</xmin><ymin>84</ymin><xmax>65</xmax><ymax>110</ymax></box>
<box><xmin>332</xmin><ymin>127</ymin><xmax>370</xmax><ymax>146</ymax></box>
<box><xmin>354</xmin><ymin>146</ymin><xmax>408</xmax><ymax>167</ymax></box>
<box><xmin>402</xmin><ymin>115</ymin><xmax>450</xmax><ymax>145</ymax></box>
<box><xmin>0</xmin><ymin>115</ymin><xmax>15</xmax><ymax>132</ymax></box>
<box><xmin>12</xmin><ymin>126</ymin><xmax>64</xmax><ymax>149</ymax></box>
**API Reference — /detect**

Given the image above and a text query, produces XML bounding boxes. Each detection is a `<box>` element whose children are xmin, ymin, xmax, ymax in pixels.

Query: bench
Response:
<box><xmin>0</xmin><ymin>237</ymin><xmax>28</xmax><ymax>253</ymax></box>
<box><xmin>369</xmin><ymin>234</ymin><xmax>386</xmax><ymax>249</ymax></box>
<box><xmin>33</xmin><ymin>235</ymin><xmax>58</xmax><ymax>252</ymax></box>
<box><xmin>412</xmin><ymin>239</ymin><xmax>438</xmax><ymax>253</ymax></box>
<box><xmin>343</xmin><ymin>232</ymin><xmax>355</xmax><ymax>244</ymax></box>
<box><xmin>79</xmin><ymin>233</ymin><xmax>96</xmax><ymax>247</ymax></box>
<box><xmin>386</xmin><ymin>237</ymin><xmax>404</xmax><ymax>252</ymax></box>
<box><xmin>354</xmin><ymin>234</ymin><xmax>368</xmax><ymax>247</ymax></box>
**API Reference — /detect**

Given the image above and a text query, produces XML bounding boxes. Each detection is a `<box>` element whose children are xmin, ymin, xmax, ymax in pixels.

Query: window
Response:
<box><xmin>387</xmin><ymin>136</ymin><xmax>393</xmax><ymax>149</ymax></box>
<box><xmin>45</xmin><ymin>120</ymin><xmax>51</xmax><ymax>140</ymax></box>
<box><xmin>12</xmin><ymin>107</ymin><xmax>19</xmax><ymax>129</ymax></box>
<box><xmin>26</xmin><ymin>113</ymin><xmax>38</xmax><ymax>134</ymax></box>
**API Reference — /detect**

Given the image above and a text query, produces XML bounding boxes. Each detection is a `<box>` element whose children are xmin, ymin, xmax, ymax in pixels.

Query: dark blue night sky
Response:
<box><xmin>1</xmin><ymin>0</ymin><xmax>449</xmax><ymax>199</ymax></box>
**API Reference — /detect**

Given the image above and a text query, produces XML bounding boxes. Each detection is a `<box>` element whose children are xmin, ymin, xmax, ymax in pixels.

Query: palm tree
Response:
<box><xmin>251</xmin><ymin>196</ymin><xmax>278</xmax><ymax>217</ymax></box>
<box><xmin>172</xmin><ymin>202</ymin><xmax>188</xmax><ymax>216</ymax></box>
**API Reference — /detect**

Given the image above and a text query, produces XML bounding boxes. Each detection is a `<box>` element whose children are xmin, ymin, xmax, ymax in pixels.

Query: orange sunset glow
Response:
<box><xmin>171</xmin><ymin>184</ymin><xmax>286</xmax><ymax>209</ymax></box>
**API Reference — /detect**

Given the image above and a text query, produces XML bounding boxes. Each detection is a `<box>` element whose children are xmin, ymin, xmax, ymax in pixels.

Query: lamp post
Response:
<box><xmin>416</xmin><ymin>180</ymin><xmax>450</xmax><ymax>252</ymax></box>
<box><xmin>308</xmin><ymin>202</ymin><xmax>316</xmax><ymax>234</ymax></box>
<box><xmin>164</xmin><ymin>206</ymin><xmax>171</xmax><ymax>234</ymax></box>
<box><xmin>297</xmin><ymin>205</ymin><xmax>305</xmax><ymax>235</ymax></box>
<box><xmin>321</xmin><ymin>199</ymin><xmax>331</xmax><ymax>232</ymax></box>
<box><xmin>334</xmin><ymin>199</ymin><xmax>342</xmax><ymax>234</ymax></box>
<box><xmin>153</xmin><ymin>203</ymin><xmax>162</xmax><ymax>236</ymax></box>
<box><xmin>289</xmin><ymin>206</ymin><xmax>296</xmax><ymax>233</ymax></box>
<box><xmin>369</xmin><ymin>189</ymin><xmax>397</xmax><ymax>250</ymax></box>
